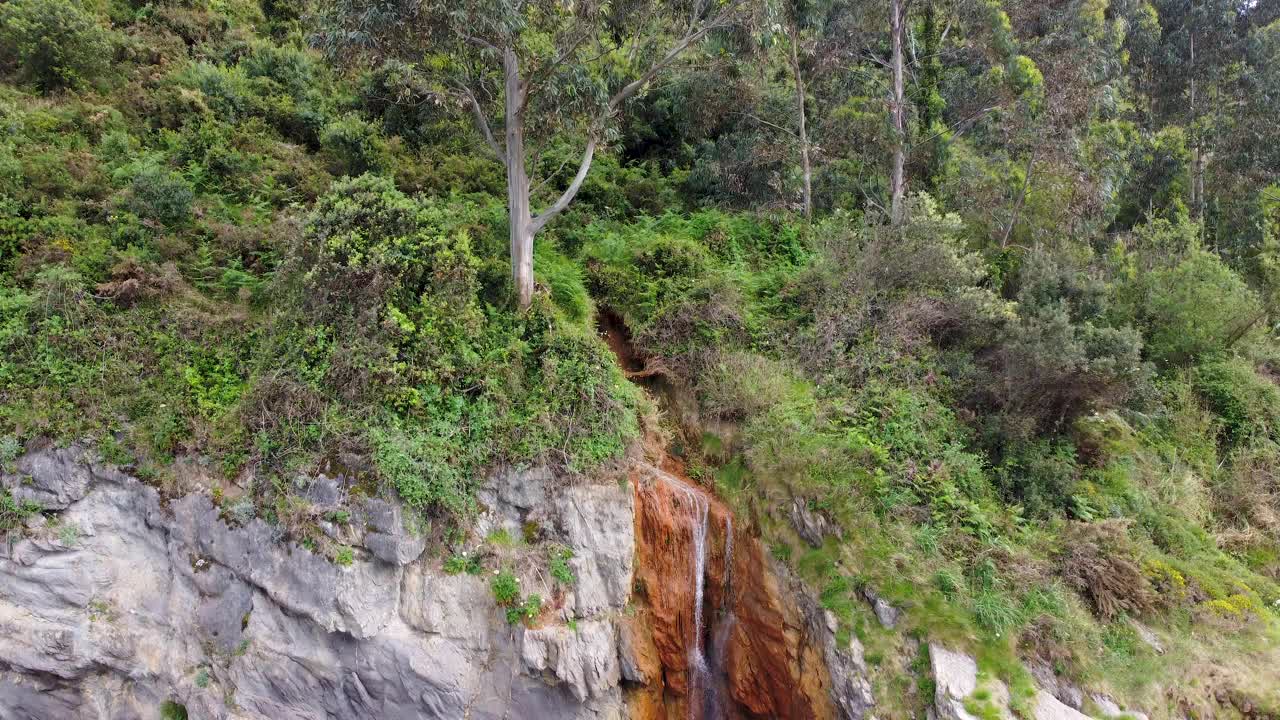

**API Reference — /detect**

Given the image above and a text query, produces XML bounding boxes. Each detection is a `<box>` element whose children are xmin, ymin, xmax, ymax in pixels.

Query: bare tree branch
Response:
<box><xmin>460</xmin><ymin>84</ymin><xmax>504</xmax><ymax>164</ymax></box>
<box><xmin>463</xmin><ymin>34</ymin><xmax>498</xmax><ymax>53</ymax></box>
<box><xmin>527</xmin><ymin>0</ymin><xmax>743</xmax><ymax>235</ymax></box>
<box><xmin>530</xmin><ymin>138</ymin><xmax>597</xmax><ymax>233</ymax></box>
<box><xmin>530</xmin><ymin>154</ymin><xmax>574</xmax><ymax>197</ymax></box>
<box><xmin>607</xmin><ymin>0</ymin><xmax>744</xmax><ymax>112</ymax></box>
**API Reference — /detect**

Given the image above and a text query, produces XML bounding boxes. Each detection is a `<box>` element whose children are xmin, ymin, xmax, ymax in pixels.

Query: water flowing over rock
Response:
<box><xmin>626</xmin><ymin>462</ymin><xmax>869</xmax><ymax>720</ymax></box>
<box><xmin>0</xmin><ymin>434</ymin><xmax>870</xmax><ymax>717</ymax></box>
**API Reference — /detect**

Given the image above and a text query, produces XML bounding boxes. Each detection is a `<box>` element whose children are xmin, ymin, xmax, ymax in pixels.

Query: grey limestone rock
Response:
<box><xmin>0</xmin><ymin>452</ymin><xmax>633</xmax><ymax>720</ymax></box>
<box><xmin>2</xmin><ymin>444</ymin><xmax>93</xmax><ymax>510</ymax></box>
<box><xmin>863</xmin><ymin>587</ymin><xmax>901</xmax><ymax>629</ymax></box>
<box><xmin>559</xmin><ymin>482</ymin><xmax>635</xmax><ymax>616</ymax></box>
<box><xmin>521</xmin><ymin>619</ymin><xmax>621</xmax><ymax>702</ymax></box>
<box><xmin>791</xmin><ymin>497</ymin><xmax>839</xmax><ymax>548</ymax></box>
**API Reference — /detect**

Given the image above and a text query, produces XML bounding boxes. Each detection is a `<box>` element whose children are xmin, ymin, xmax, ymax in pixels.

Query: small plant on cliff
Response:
<box><xmin>444</xmin><ymin>552</ymin><xmax>482</xmax><ymax>575</ymax></box>
<box><xmin>333</xmin><ymin>546</ymin><xmax>354</xmax><ymax>567</ymax></box>
<box><xmin>548</xmin><ymin>545</ymin><xmax>575</xmax><ymax>585</ymax></box>
<box><xmin>57</xmin><ymin>522</ymin><xmax>80</xmax><ymax>546</ymax></box>
<box><xmin>0</xmin><ymin>435</ymin><xmax>19</xmax><ymax>470</ymax></box>
<box><xmin>507</xmin><ymin>594</ymin><xmax>542</xmax><ymax>625</ymax></box>
<box><xmin>491</xmin><ymin>569</ymin><xmax>542</xmax><ymax>625</ymax></box>
<box><xmin>0</xmin><ymin>490</ymin><xmax>38</xmax><ymax>533</ymax></box>
<box><xmin>491</xmin><ymin>569</ymin><xmax>521</xmax><ymax>606</ymax></box>
<box><xmin>487</xmin><ymin>528</ymin><xmax>517</xmax><ymax>547</ymax></box>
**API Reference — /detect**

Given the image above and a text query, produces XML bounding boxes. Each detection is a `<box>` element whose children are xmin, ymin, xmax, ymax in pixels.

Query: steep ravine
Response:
<box><xmin>601</xmin><ymin>312</ymin><xmax>872</xmax><ymax>720</ymax></box>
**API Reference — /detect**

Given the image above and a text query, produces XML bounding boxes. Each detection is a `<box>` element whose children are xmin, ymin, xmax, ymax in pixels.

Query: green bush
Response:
<box><xmin>125</xmin><ymin>163</ymin><xmax>195</xmax><ymax>228</ymax></box>
<box><xmin>357</xmin><ymin>60</ymin><xmax>453</xmax><ymax>148</ymax></box>
<box><xmin>0</xmin><ymin>489</ymin><xmax>40</xmax><ymax>532</ymax></box>
<box><xmin>240</xmin><ymin>43</ymin><xmax>321</xmax><ymax>99</ymax></box>
<box><xmin>1192</xmin><ymin>358</ymin><xmax>1280</xmax><ymax>446</ymax></box>
<box><xmin>276</xmin><ymin>176</ymin><xmax>637</xmax><ymax>515</ymax></box>
<box><xmin>369</xmin><ymin>419</ymin><xmax>478</xmax><ymax>516</ymax></box>
<box><xmin>320</xmin><ymin>114</ymin><xmax>389</xmax><ymax>176</ymax></box>
<box><xmin>549</xmin><ymin>545</ymin><xmax>575</xmax><ymax>585</ymax></box>
<box><xmin>443</xmin><ymin>553</ymin><xmax>482</xmax><ymax>575</ymax></box>
<box><xmin>0</xmin><ymin>0</ymin><xmax>114</xmax><ymax>92</ymax></box>
<box><xmin>994</xmin><ymin>438</ymin><xmax>1080</xmax><ymax>515</ymax></box>
<box><xmin>1129</xmin><ymin>249</ymin><xmax>1264</xmax><ymax>367</ymax></box>
<box><xmin>491</xmin><ymin>569</ymin><xmax>520</xmax><ymax>606</ymax></box>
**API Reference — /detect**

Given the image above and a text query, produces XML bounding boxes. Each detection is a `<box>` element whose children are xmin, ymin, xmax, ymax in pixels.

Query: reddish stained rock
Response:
<box><xmin>628</xmin><ymin>462</ymin><xmax>836</xmax><ymax>720</ymax></box>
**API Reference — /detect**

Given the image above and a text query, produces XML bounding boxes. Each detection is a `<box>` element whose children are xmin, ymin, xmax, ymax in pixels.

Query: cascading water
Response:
<box><xmin>659</xmin><ymin>472</ymin><xmax>734</xmax><ymax>720</ymax></box>
<box><xmin>604</xmin><ymin>310</ymin><xmax>841</xmax><ymax>720</ymax></box>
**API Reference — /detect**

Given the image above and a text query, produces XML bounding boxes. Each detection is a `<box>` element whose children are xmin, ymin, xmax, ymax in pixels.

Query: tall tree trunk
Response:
<box><xmin>1189</xmin><ymin>33</ymin><xmax>1202</xmax><ymax>221</ymax></box>
<box><xmin>788</xmin><ymin>26</ymin><xmax>812</xmax><ymax>220</ymax></box>
<box><xmin>1001</xmin><ymin>151</ymin><xmax>1036</xmax><ymax>248</ymax></box>
<box><xmin>889</xmin><ymin>0</ymin><xmax>907</xmax><ymax>226</ymax></box>
<box><xmin>503</xmin><ymin>49</ymin><xmax>534</xmax><ymax>310</ymax></box>
<box><xmin>479</xmin><ymin>10</ymin><xmax>730</xmax><ymax>310</ymax></box>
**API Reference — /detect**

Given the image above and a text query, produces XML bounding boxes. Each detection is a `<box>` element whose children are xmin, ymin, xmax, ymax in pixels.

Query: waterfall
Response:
<box><xmin>659</xmin><ymin>472</ymin><xmax>734</xmax><ymax>720</ymax></box>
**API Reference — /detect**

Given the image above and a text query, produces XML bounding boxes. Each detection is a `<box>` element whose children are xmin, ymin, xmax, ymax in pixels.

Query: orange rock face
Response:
<box><xmin>628</xmin><ymin>462</ymin><xmax>837</xmax><ymax>720</ymax></box>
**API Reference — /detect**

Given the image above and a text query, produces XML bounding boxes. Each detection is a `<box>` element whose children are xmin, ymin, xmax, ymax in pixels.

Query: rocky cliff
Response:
<box><xmin>0</xmin><ymin>444</ymin><xmax>872</xmax><ymax>720</ymax></box>
<box><xmin>0</xmin><ymin>445</ymin><xmax>636</xmax><ymax>719</ymax></box>
<box><xmin>626</xmin><ymin>461</ymin><xmax>872</xmax><ymax>720</ymax></box>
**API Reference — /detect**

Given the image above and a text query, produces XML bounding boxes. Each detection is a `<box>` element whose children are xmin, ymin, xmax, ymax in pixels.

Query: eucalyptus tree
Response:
<box><xmin>888</xmin><ymin>0</ymin><xmax>909</xmax><ymax>225</ymax></box>
<box><xmin>769</xmin><ymin>0</ymin><xmax>840</xmax><ymax>220</ymax></box>
<box><xmin>314</xmin><ymin>0</ymin><xmax>743</xmax><ymax>309</ymax></box>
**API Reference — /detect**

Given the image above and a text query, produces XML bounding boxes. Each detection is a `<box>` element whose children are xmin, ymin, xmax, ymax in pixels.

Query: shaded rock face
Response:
<box><xmin>627</xmin><ymin>462</ymin><xmax>867</xmax><ymax>720</ymax></box>
<box><xmin>0</xmin><ymin>447</ymin><xmax>634</xmax><ymax>720</ymax></box>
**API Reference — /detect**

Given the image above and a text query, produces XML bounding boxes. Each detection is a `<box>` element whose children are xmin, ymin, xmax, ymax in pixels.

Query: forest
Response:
<box><xmin>1</xmin><ymin>0</ymin><xmax>1280</xmax><ymax>717</ymax></box>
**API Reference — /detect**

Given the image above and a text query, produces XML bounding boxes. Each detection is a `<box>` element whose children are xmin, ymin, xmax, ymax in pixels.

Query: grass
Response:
<box><xmin>443</xmin><ymin>553</ymin><xmax>483</xmax><ymax>575</ymax></box>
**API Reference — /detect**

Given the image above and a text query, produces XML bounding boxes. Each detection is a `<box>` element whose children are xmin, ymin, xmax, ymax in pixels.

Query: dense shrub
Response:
<box><xmin>791</xmin><ymin>198</ymin><xmax>997</xmax><ymax>381</ymax></box>
<box><xmin>583</xmin><ymin>219</ymin><xmax>714</xmax><ymax>329</ymax></box>
<box><xmin>0</xmin><ymin>0</ymin><xmax>114</xmax><ymax>92</ymax></box>
<box><xmin>250</xmin><ymin>175</ymin><xmax>639</xmax><ymax>514</ymax></box>
<box><xmin>124</xmin><ymin>163</ymin><xmax>195</xmax><ymax>228</ymax></box>
<box><xmin>995</xmin><ymin>438</ymin><xmax>1081</xmax><ymax>516</ymax></box>
<box><xmin>971</xmin><ymin>306</ymin><xmax>1146</xmax><ymax>445</ymax></box>
<box><xmin>964</xmin><ymin>248</ymin><xmax>1148</xmax><ymax>452</ymax></box>
<box><xmin>175</xmin><ymin>59</ymin><xmax>328</xmax><ymax>146</ymax></box>
<box><xmin>1216</xmin><ymin>442</ymin><xmax>1280</xmax><ymax>535</ymax></box>
<box><xmin>1192</xmin><ymin>358</ymin><xmax>1280</xmax><ymax>446</ymax></box>
<box><xmin>1126</xmin><ymin>249</ymin><xmax>1264</xmax><ymax>367</ymax></box>
<box><xmin>1112</xmin><ymin>126</ymin><xmax>1190</xmax><ymax>229</ymax></box>
<box><xmin>320</xmin><ymin>115</ymin><xmax>389</xmax><ymax>176</ymax></box>
<box><xmin>357</xmin><ymin>61</ymin><xmax>453</xmax><ymax>148</ymax></box>
<box><xmin>240</xmin><ymin>43</ymin><xmax>320</xmax><ymax>99</ymax></box>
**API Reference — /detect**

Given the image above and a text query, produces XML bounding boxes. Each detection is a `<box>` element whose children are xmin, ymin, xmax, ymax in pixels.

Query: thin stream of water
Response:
<box><xmin>659</xmin><ymin>471</ymin><xmax>734</xmax><ymax>720</ymax></box>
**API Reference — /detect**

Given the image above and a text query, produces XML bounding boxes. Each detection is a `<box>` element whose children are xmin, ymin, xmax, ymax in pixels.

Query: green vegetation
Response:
<box><xmin>490</xmin><ymin>567</ymin><xmax>542</xmax><ymax>625</ymax></box>
<box><xmin>0</xmin><ymin>0</ymin><xmax>1278</xmax><ymax>716</ymax></box>
<box><xmin>332</xmin><ymin>545</ymin><xmax>354</xmax><ymax>566</ymax></box>
<box><xmin>443</xmin><ymin>552</ymin><xmax>482</xmax><ymax>576</ymax></box>
<box><xmin>548</xmin><ymin>545</ymin><xmax>576</xmax><ymax>586</ymax></box>
<box><xmin>0</xmin><ymin>490</ymin><xmax>39</xmax><ymax>532</ymax></box>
